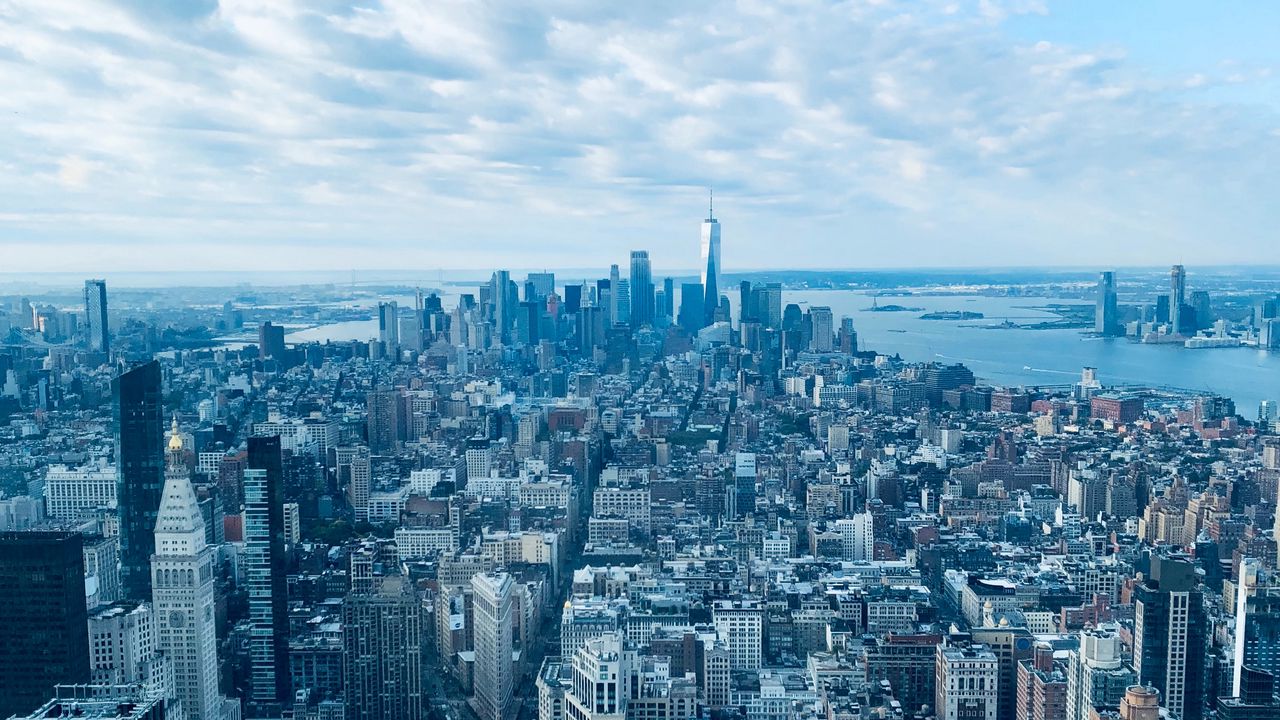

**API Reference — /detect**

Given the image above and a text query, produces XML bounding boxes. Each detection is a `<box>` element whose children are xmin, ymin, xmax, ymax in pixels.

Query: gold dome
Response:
<box><xmin>168</xmin><ymin>417</ymin><xmax>183</xmax><ymax>452</ymax></box>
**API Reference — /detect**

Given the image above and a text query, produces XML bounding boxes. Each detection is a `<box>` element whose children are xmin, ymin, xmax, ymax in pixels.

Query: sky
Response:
<box><xmin>1</xmin><ymin>0</ymin><xmax>1278</xmax><ymax>273</ymax></box>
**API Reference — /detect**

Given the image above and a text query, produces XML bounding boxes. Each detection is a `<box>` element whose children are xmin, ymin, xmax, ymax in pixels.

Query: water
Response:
<box><xmin>279</xmin><ymin>289</ymin><xmax>1280</xmax><ymax>413</ymax></box>
<box><xmin>785</xmin><ymin>290</ymin><xmax>1280</xmax><ymax>412</ymax></box>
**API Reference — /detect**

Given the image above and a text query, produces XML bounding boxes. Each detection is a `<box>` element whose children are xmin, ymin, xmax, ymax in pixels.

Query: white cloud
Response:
<box><xmin>0</xmin><ymin>0</ymin><xmax>1277</xmax><ymax>272</ymax></box>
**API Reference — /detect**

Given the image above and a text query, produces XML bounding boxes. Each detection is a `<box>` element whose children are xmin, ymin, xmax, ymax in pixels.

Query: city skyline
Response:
<box><xmin>3</xmin><ymin>1</ymin><xmax>1280</xmax><ymax>272</ymax></box>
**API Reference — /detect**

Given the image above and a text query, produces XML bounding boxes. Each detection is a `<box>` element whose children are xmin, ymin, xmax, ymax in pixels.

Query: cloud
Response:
<box><xmin>0</xmin><ymin>0</ymin><xmax>1278</xmax><ymax>272</ymax></box>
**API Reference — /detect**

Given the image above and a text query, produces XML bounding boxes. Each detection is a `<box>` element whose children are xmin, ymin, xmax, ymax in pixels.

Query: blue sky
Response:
<box><xmin>1</xmin><ymin>0</ymin><xmax>1278</xmax><ymax>272</ymax></box>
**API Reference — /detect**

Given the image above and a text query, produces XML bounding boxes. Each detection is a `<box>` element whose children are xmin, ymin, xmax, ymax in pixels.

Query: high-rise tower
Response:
<box><xmin>0</xmin><ymin>531</ymin><xmax>90</xmax><ymax>718</ymax></box>
<box><xmin>152</xmin><ymin>431</ymin><xmax>221</xmax><ymax>720</ymax></box>
<box><xmin>700</xmin><ymin>190</ymin><xmax>721</xmax><ymax>327</ymax></box>
<box><xmin>84</xmin><ymin>279</ymin><xmax>109</xmax><ymax>354</ymax></box>
<box><xmin>1170</xmin><ymin>265</ymin><xmax>1187</xmax><ymax>335</ymax></box>
<box><xmin>245</xmin><ymin>435</ymin><xmax>290</xmax><ymax>711</ymax></box>
<box><xmin>343</xmin><ymin>575</ymin><xmax>425</xmax><ymax>720</ymax></box>
<box><xmin>1134</xmin><ymin>554</ymin><xmax>1206</xmax><ymax>720</ymax></box>
<box><xmin>115</xmin><ymin>360</ymin><xmax>165</xmax><ymax>601</ymax></box>
<box><xmin>629</xmin><ymin>250</ymin><xmax>654</xmax><ymax>328</ymax></box>
<box><xmin>1096</xmin><ymin>271</ymin><xmax>1119</xmax><ymax>336</ymax></box>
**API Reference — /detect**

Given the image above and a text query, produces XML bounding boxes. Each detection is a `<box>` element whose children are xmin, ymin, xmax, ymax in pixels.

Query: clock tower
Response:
<box><xmin>152</xmin><ymin>424</ymin><xmax>222</xmax><ymax>720</ymax></box>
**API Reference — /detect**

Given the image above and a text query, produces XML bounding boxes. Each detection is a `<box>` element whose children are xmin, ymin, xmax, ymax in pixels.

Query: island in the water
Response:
<box><xmin>864</xmin><ymin>303</ymin><xmax>924</xmax><ymax>312</ymax></box>
<box><xmin>920</xmin><ymin>310</ymin><xmax>985</xmax><ymax>320</ymax></box>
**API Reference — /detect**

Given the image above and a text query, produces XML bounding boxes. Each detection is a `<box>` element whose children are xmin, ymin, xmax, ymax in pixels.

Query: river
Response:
<box><xmin>266</xmin><ymin>289</ymin><xmax>1280</xmax><ymax>413</ymax></box>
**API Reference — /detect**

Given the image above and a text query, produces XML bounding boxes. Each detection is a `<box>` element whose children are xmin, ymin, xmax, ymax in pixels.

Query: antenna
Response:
<box><xmin>708</xmin><ymin>187</ymin><xmax>714</xmax><ymax>221</ymax></box>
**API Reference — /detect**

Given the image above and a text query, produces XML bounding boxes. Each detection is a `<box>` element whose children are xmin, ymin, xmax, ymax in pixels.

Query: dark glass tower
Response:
<box><xmin>115</xmin><ymin>359</ymin><xmax>165</xmax><ymax>600</ymax></box>
<box><xmin>0</xmin><ymin>531</ymin><xmax>91</xmax><ymax>718</ymax></box>
<box><xmin>245</xmin><ymin>435</ymin><xmax>290</xmax><ymax>710</ymax></box>
<box><xmin>1134</xmin><ymin>554</ymin><xmax>1207</xmax><ymax>720</ymax></box>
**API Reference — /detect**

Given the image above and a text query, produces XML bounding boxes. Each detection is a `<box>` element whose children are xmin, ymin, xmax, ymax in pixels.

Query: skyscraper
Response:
<box><xmin>629</xmin><ymin>250</ymin><xmax>654</xmax><ymax>327</ymax></box>
<box><xmin>679</xmin><ymin>282</ymin><xmax>705</xmax><ymax>334</ymax></box>
<box><xmin>152</xmin><ymin>434</ymin><xmax>221</xmax><ymax>720</ymax></box>
<box><xmin>1170</xmin><ymin>265</ymin><xmax>1187</xmax><ymax>335</ymax></box>
<box><xmin>0</xmin><ymin>531</ymin><xmax>91</xmax><ymax>718</ymax></box>
<box><xmin>378</xmin><ymin>301</ymin><xmax>400</xmax><ymax>351</ymax></box>
<box><xmin>607</xmin><ymin>264</ymin><xmax>619</xmax><ymax>324</ymax></box>
<box><xmin>700</xmin><ymin>191</ymin><xmax>721</xmax><ymax>327</ymax></box>
<box><xmin>493</xmin><ymin>270</ymin><xmax>513</xmax><ymax>344</ymax></box>
<box><xmin>734</xmin><ymin>452</ymin><xmax>757</xmax><ymax>518</ymax></box>
<box><xmin>1096</xmin><ymin>271</ymin><xmax>1120</xmax><ymax>336</ymax></box>
<box><xmin>1134</xmin><ymin>554</ymin><xmax>1206</xmax><ymax>720</ymax></box>
<box><xmin>662</xmin><ymin>277</ymin><xmax>674</xmax><ymax>320</ymax></box>
<box><xmin>366</xmin><ymin>386</ymin><xmax>402</xmax><ymax>454</ymax></box>
<box><xmin>115</xmin><ymin>360</ymin><xmax>165</xmax><ymax>601</ymax></box>
<box><xmin>245</xmin><ymin>435</ymin><xmax>290</xmax><ymax>711</ymax></box>
<box><xmin>344</xmin><ymin>575</ymin><xmax>425</xmax><ymax>720</ymax></box>
<box><xmin>809</xmin><ymin>306</ymin><xmax>833</xmax><ymax>352</ymax></box>
<box><xmin>84</xmin><ymin>279</ymin><xmax>109</xmax><ymax>353</ymax></box>
<box><xmin>759</xmin><ymin>282</ymin><xmax>782</xmax><ymax>329</ymax></box>
<box><xmin>472</xmin><ymin>571</ymin><xmax>515</xmax><ymax>720</ymax></box>
<box><xmin>258</xmin><ymin>321</ymin><xmax>286</xmax><ymax>360</ymax></box>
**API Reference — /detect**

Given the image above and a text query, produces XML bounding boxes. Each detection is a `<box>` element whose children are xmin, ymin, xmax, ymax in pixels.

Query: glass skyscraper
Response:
<box><xmin>245</xmin><ymin>434</ymin><xmax>290</xmax><ymax>711</ymax></box>
<box><xmin>115</xmin><ymin>359</ymin><xmax>165</xmax><ymax>601</ymax></box>
<box><xmin>700</xmin><ymin>194</ymin><xmax>721</xmax><ymax>327</ymax></box>
<box><xmin>0</xmin><ymin>531</ymin><xmax>90</xmax><ymax>718</ymax></box>
<box><xmin>84</xmin><ymin>278</ymin><xmax>109</xmax><ymax>353</ymax></box>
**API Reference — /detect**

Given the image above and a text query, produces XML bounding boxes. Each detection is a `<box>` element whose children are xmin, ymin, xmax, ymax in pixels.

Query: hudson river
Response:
<box><xmin>279</xmin><ymin>289</ymin><xmax>1280</xmax><ymax>413</ymax></box>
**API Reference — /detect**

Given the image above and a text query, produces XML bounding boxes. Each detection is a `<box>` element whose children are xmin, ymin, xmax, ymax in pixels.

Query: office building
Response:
<box><xmin>259</xmin><ymin>321</ymin><xmax>287</xmax><ymax>360</ymax></box>
<box><xmin>564</xmin><ymin>634</ymin><xmax>629</xmax><ymax>720</ymax></box>
<box><xmin>936</xmin><ymin>644</ymin><xmax>1000</xmax><ymax>720</ymax></box>
<box><xmin>152</xmin><ymin>434</ymin><xmax>221</xmax><ymax>720</ymax></box>
<box><xmin>1096</xmin><ymin>271</ymin><xmax>1120</xmax><ymax>336</ymax></box>
<box><xmin>1233</xmin><ymin>563</ymin><xmax>1280</xmax><ymax>690</ymax></box>
<box><xmin>366</xmin><ymin>386</ymin><xmax>402</xmax><ymax>453</ymax></box>
<box><xmin>472</xmin><ymin>572</ymin><xmax>515</xmax><ymax>720</ymax></box>
<box><xmin>45</xmin><ymin>462</ymin><xmax>118</xmax><ymax>521</ymax></box>
<box><xmin>629</xmin><ymin>250</ymin><xmax>654</xmax><ymax>328</ymax></box>
<box><xmin>734</xmin><ymin>452</ymin><xmax>757</xmax><ymax>518</ymax></box>
<box><xmin>700</xmin><ymin>192</ymin><xmax>721</xmax><ymax>327</ymax></box>
<box><xmin>809</xmin><ymin>306</ymin><xmax>833</xmax><ymax>352</ymax></box>
<box><xmin>88</xmin><ymin>601</ymin><xmax>170</xmax><ymax>698</ymax></box>
<box><xmin>1170</xmin><ymin>265</ymin><xmax>1187</xmax><ymax>335</ymax></box>
<box><xmin>678</xmin><ymin>282</ymin><xmax>705</xmax><ymax>334</ymax></box>
<box><xmin>661</xmin><ymin>277</ymin><xmax>674</xmax><ymax>320</ymax></box>
<box><xmin>339</xmin><ymin>445</ymin><xmax>372</xmax><ymax>520</ymax></box>
<box><xmin>115</xmin><ymin>360</ymin><xmax>166</xmax><ymax>601</ymax></box>
<box><xmin>1065</xmin><ymin>625</ymin><xmax>1135</xmax><ymax>720</ymax></box>
<box><xmin>970</xmin><ymin>625</ymin><xmax>1035</xmax><ymax>720</ymax></box>
<box><xmin>85</xmin><ymin>534</ymin><xmax>122</xmax><ymax>607</ymax></box>
<box><xmin>1134</xmin><ymin>554</ymin><xmax>1206</xmax><ymax>720</ymax></box>
<box><xmin>8</xmin><ymin>685</ymin><xmax>165</xmax><ymax>720</ymax></box>
<box><xmin>0</xmin><ymin>531</ymin><xmax>91</xmax><ymax>718</ymax></box>
<box><xmin>712</xmin><ymin>599</ymin><xmax>764</xmax><ymax>671</ymax></box>
<box><xmin>378</xmin><ymin>301</ymin><xmax>400</xmax><ymax>351</ymax></box>
<box><xmin>344</xmin><ymin>576</ymin><xmax>425</xmax><ymax>720</ymax></box>
<box><xmin>85</xmin><ymin>278</ymin><xmax>109</xmax><ymax>353</ymax></box>
<box><xmin>245</xmin><ymin>435</ymin><xmax>290</xmax><ymax>711</ymax></box>
<box><xmin>1219</xmin><ymin>667</ymin><xmax>1280</xmax><ymax>720</ymax></box>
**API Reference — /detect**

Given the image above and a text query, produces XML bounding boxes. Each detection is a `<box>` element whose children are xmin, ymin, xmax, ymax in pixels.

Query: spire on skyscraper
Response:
<box><xmin>708</xmin><ymin>186</ymin><xmax>714</xmax><ymax>221</ymax></box>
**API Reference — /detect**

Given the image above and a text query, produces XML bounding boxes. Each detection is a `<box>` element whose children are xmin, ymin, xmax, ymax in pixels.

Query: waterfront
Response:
<box><xmin>256</xmin><ymin>288</ymin><xmax>1280</xmax><ymax>413</ymax></box>
<box><xmin>786</xmin><ymin>290</ymin><xmax>1280</xmax><ymax>412</ymax></box>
